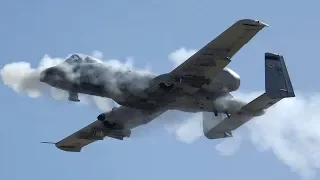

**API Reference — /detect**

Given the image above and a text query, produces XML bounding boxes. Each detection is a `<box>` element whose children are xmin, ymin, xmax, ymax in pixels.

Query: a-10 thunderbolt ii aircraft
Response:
<box><xmin>40</xmin><ymin>19</ymin><xmax>295</xmax><ymax>152</ymax></box>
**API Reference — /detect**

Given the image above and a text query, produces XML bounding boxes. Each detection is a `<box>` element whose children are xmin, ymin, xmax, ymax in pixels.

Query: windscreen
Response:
<box><xmin>65</xmin><ymin>54</ymin><xmax>83</xmax><ymax>64</ymax></box>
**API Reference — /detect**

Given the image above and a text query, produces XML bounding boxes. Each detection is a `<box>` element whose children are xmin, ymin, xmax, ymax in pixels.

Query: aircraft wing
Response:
<box><xmin>204</xmin><ymin>53</ymin><xmax>295</xmax><ymax>139</ymax></box>
<box><xmin>124</xmin><ymin>19</ymin><xmax>268</xmax><ymax>108</ymax></box>
<box><xmin>49</xmin><ymin>120</ymin><xmax>103</xmax><ymax>152</ymax></box>
<box><xmin>170</xmin><ymin>19</ymin><xmax>268</xmax><ymax>93</ymax></box>
<box><xmin>47</xmin><ymin>106</ymin><xmax>166</xmax><ymax>152</ymax></box>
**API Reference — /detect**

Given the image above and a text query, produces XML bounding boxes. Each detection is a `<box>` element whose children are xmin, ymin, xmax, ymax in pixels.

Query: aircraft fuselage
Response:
<box><xmin>39</xmin><ymin>54</ymin><xmax>241</xmax><ymax>113</ymax></box>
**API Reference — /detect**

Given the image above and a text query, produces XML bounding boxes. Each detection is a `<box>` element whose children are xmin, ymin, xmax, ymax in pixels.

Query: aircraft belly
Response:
<box><xmin>79</xmin><ymin>83</ymin><xmax>105</xmax><ymax>94</ymax></box>
<box><xmin>105</xmin><ymin>107</ymin><xmax>167</xmax><ymax>129</ymax></box>
<box><xmin>170</xmin><ymin>96</ymin><xmax>216</xmax><ymax>113</ymax></box>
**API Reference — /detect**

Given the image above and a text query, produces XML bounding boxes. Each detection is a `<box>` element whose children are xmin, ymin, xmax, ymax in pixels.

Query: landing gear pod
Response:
<box><xmin>68</xmin><ymin>91</ymin><xmax>80</xmax><ymax>102</ymax></box>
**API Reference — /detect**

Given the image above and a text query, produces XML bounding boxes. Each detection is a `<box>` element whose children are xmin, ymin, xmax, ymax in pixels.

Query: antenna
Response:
<box><xmin>41</xmin><ymin>142</ymin><xmax>56</xmax><ymax>145</ymax></box>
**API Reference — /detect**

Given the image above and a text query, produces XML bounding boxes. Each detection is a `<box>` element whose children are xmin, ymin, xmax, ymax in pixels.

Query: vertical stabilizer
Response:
<box><xmin>265</xmin><ymin>53</ymin><xmax>295</xmax><ymax>99</ymax></box>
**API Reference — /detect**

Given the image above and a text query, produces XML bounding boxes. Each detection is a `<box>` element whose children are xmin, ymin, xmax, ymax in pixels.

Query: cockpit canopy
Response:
<box><xmin>65</xmin><ymin>54</ymin><xmax>84</xmax><ymax>64</ymax></box>
<box><xmin>64</xmin><ymin>54</ymin><xmax>102</xmax><ymax>64</ymax></box>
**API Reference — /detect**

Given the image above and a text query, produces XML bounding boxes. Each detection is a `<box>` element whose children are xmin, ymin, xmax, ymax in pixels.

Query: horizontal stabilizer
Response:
<box><xmin>204</xmin><ymin>52</ymin><xmax>295</xmax><ymax>139</ymax></box>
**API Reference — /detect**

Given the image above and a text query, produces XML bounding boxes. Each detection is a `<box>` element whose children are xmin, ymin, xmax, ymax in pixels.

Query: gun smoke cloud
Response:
<box><xmin>0</xmin><ymin>51</ymin><xmax>152</xmax><ymax>111</ymax></box>
<box><xmin>1</xmin><ymin>48</ymin><xmax>320</xmax><ymax>179</ymax></box>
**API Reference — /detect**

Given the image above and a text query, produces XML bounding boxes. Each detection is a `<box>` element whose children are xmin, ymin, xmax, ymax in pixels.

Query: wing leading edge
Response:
<box><xmin>204</xmin><ymin>53</ymin><xmax>295</xmax><ymax>139</ymax></box>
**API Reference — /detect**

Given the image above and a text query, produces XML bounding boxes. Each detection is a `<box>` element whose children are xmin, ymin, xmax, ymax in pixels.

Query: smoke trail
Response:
<box><xmin>244</xmin><ymin>92</ymin><xmax>320</xmax><ymax>180</ymax></box>
<box><xmin>213</xmin><ymin>94</ymin><xmax>247</xmax><ymax>113</ymax></box>
<box><xmin>167</xmin><ymin>91</ymin><xmax>320</xmax><ymax>179</ymax></box>
<box><xmin>0</xmin><ymin>51</ymin><xmax>151</xmax><ymax>112</ymax></box>
<box><xmin>168</xmin><ymin>47</ymin><xmax>197</xmax><ymax>67</ymax></box>
<box><xmin>0</xmin><ymin>55</ymin><xmax>62</xmax><ymax>98</ymax></box>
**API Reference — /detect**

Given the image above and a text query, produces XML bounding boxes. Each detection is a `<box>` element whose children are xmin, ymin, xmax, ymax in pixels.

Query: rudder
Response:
<box><xmin>265</xmin><ymin>53</ymin><xmax>295</xmax><ymax>99</ymax></box>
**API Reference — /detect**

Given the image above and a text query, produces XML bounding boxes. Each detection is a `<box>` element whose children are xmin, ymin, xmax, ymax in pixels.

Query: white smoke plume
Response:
<box><xmin>2</xmin><ymin>47</ymin><xmax>320</xmax><ymax>179</ymax></box>
<box><xmin>1</xmin><ymin>55</ymin><xmax>62</xmax><ymax>98</ymax></box>
<box><xmin>0</xmin><ymin>51</ymin><xmax>151</xmax><ymax>112</ymax></box>
<box><xmin>167</xmin><ymin>91</ymin><xmax>320</xmax><ymax>179</ymax></box>
<box><xmin>168</xmin><ymin>47</ymin><xmax>197</xmax><ymax>67</ymax></box>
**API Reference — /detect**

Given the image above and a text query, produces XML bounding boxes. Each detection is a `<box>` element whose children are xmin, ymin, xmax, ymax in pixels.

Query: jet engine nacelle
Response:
<box><xmin>97</xmin><ymin>107</ymin><xmax>118</xmax><ymax>121</ymax></box>
<box><xmin>96</xmin><ymin>111</ymin><xmax>130</xmax><ymax>140</ymax></box>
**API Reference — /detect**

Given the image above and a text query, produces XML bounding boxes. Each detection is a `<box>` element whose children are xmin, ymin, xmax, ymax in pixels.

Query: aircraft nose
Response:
<box><xmin>39</xmin><ymin>67</ymin><xmax>66</xmax><ymax>83</ymax></box>
<box><xmin>40</xmin><ymin>69</ymin><xmax>47</xmax><ymax>82</ymax></box>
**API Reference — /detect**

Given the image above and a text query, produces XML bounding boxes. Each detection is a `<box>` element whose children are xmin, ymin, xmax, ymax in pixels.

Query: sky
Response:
<box><xmin>1</xmin><ymin>0</ymin><xmax>320</xmax><ymax>180</ymax></box>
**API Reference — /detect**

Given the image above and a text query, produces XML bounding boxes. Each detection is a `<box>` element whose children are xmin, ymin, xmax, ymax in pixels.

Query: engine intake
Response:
<box><xmin>97</xmin><ymin>113</ymin><xmax>106</xmax><ymax>121</ymax></box>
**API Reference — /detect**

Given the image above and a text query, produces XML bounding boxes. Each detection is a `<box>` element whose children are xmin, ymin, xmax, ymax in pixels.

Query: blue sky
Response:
<box><xmin>1</xmin><ymin>0</ymin><xmax>320</xmax><ymax>180</ymax></box>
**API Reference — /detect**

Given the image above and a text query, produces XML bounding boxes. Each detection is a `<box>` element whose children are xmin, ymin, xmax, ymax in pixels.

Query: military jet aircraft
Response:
<box><xmin>40</xmin><ymin>19</ymin><xmax>295</xmax><ymax>152</ymax></box>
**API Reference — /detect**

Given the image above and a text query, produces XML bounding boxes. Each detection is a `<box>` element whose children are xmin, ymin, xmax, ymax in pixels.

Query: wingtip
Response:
<box><xmin>55</xmin><ymin>145</ymin><xmax>82</xmax><ymax>152</ymax></box>
<box><xmin>41</xmin><ymin>142</ymin><xmax>81</xmax><ymax>152</ymax></box>
<box><xmin>237</xmin><ymin>19</ymin><xmax>269</xmax><ymax>27</ymax></box>
<box><xmin>257</xmin><ymin>20</ymin><xmax>269</xmax><ymax>27</ymax></box>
